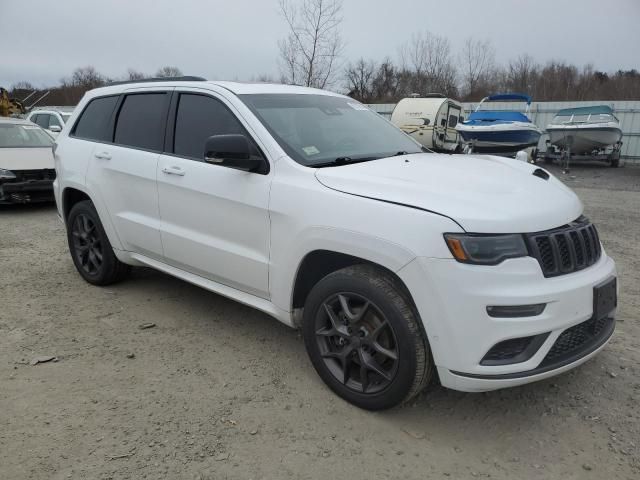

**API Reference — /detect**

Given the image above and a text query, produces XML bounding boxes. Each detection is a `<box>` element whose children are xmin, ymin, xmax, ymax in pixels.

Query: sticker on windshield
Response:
<box><xmin>303</xmin><ymin>146</ymin><xmax>320</xmax><ymax>156</ymax></box>
<box><xmin>347</xmin><ymin>102</ymin><xmax>369</xmax><ymax>111</ymax></box>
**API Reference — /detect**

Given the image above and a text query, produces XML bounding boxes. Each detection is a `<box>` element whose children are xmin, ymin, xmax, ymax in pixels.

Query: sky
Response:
<box><xmin>2</xmin><ymin>0</ymin><xmax>639</xmax><ymax>89</ymax></box>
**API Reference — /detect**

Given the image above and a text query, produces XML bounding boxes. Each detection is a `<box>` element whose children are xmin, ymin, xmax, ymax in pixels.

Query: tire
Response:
<box><xmin>66</xmin><ymin>200</ymin><xmax>130</xmax><ymax>285</ymax></box>
<box><xmin>302</xmin><ymin>264</ymin><xmax>433</xmax><ymax>410</ymax></box>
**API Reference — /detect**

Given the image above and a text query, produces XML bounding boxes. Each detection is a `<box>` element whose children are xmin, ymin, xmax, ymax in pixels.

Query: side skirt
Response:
<box><xmin>116</xmin><ymin>250</ymin><xmax>294</xmax><ymax>327</ymax></box>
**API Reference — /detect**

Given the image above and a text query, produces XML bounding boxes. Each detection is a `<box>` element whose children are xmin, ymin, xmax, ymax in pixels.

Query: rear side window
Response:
<box><xmin>74</xmin><ymin>96</ymin><xmax>118</xmax><ymax>142</ymax></box>
<box><xmin>114</xmin><ymin>93</ymin><xmax>168</xmax><ymax>151</ymax></box>
<box><xmin>173</xmin><ymin>93</ymin><xmax>245</xmax><ymax>159</ymax></box>
<box><xmin>35</xmin><ymin>114</ymin><xmax>50</xmax><ymax>129</ymax></box>
<box><xmin>48</xmin><ymin>115</ymin><xmax>62</xmax><ymax>128</ymax></box>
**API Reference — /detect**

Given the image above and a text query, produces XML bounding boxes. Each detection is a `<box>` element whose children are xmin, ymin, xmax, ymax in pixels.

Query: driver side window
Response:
<box><xmin>173</xmin><ymin>93</ymin><xmax>260</xmax><ymax>160</ymax></box>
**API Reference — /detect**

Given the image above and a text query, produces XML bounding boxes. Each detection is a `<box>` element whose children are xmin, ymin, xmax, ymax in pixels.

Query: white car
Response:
<box><xmin>53</xmin><ymin>79</ymin><xmax>617</xmax><ymax>410</ymax></box>
<box><xmin>0</xmin><ymin>117</ymin><xmax>55</xmax><ymax>203</ymax></box>
<box><xmin>26</xmin><ymin>109</ymin><xmax>73</xmax><ymax>137</ymax></box>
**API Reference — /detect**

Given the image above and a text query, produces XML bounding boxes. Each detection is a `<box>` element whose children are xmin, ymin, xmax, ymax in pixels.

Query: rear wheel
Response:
<box><xmin>67</xmin><ymin>200</ymin><xmax>130</xmax><ymax>285</ymax></box>
<box><xmin>302</xmin><ymin>265</ymin><xmax>433</xmax><ymax>410</ymax></box>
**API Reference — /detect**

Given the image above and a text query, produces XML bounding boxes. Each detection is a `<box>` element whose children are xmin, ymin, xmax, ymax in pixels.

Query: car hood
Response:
<box><xmin>314</xmin><ymin>153</ymin><xmax>582</xmax><ymax>233</ymax></box>
<box><xmin>0</xmin><ymin>147</ymin><xmax>54</xmax><ymax>171</ymax></box>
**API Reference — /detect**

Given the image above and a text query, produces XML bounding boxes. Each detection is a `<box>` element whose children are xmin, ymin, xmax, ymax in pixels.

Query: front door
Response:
<box><xmin>157</xmin><ymin>91</ymin><xmax>271</xmax><ymax>299</ymax></box>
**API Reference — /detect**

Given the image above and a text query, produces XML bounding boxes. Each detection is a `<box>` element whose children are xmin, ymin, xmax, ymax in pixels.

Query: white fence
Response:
<box><xmin>367</xmin><ymin>101</ymin><xmax>640</xmax><ymax>162</ymax></box>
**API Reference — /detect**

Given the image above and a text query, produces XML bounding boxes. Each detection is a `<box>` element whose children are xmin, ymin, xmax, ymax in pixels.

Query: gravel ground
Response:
<box><xmin>1</xmin><ymin>163</ymin><xmax>639</xmax><ymax>480</ymax></box>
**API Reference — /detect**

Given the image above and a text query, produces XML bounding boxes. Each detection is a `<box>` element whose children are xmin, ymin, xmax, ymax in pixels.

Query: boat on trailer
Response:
<box><xmin>456</xmin><ymin>93</ymin><xmax>543</xmax><ymax>156</ymax></box>
<box><xmin>546</xmin><ymin>105</ymin><xmax>622</xmax><ymax>154</ymax></box>
<box><xmin>542</xmin><ymin>105</ymin><xmax>623</xmax><ymax>170</ymax></box>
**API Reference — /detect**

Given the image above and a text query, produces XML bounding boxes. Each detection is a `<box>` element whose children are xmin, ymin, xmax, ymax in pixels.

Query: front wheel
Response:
<box><xmin>66</xmin><ymin>200</ymin><xmax>130</xmax><ymax>285</ymax></box>
<box><xmin>302</xmin><ymin>265</ymin><xmax>433</xmax><ymax>410</ymax></box>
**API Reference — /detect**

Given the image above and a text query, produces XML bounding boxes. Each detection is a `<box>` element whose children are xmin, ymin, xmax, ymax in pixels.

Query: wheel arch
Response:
<box><xmin>290</xmin><ymin>249</ymin><xmax>416</xmax><ymax>325</ymax></box>
<box><xmin>61</xmin><ymin>186</ymin><xmax>124</xmax><ymax>250</ymax></box>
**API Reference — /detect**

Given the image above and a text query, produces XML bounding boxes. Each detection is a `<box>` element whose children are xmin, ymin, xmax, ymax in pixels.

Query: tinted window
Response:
<box><xmin>48</xmin><ymin>115</ymin><xmax>62</xmax><ymax>128</ymax></box>
<box><xmin>114</xmin><ymin>93</ymin><xmax>168</xmax><ymax>151</ymax></box>
<box><xmin>35</xmin><ymin>114</ymin><xmax>50</xmax><ymax>129</ymax></box>
<box><xmin>173</xmin><ymin>94</ymin><xmax>245</xmax><ymax>159</ymax></box>
<box><xmin>74</xmin><ymin>96</ymin><xmax>118</xmax><ymax>141</ymax></box>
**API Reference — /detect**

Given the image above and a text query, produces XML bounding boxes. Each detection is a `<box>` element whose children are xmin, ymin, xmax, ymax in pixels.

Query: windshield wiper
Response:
<box><xmin>313</xmin><ymin>156</ymin><xmax>380</xmax><ymax>168</ymax></box>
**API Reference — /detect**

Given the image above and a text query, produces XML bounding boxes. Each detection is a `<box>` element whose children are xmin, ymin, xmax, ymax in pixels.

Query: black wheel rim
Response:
<box><xmin>315</xmin><ymin>293</ymin><xmax>399</xmax><ymax>394</ymax></box>
<box><xmin>71</xmin><ymin>214</ymin><xmax>103</xmax><ymax>275</ymax></box>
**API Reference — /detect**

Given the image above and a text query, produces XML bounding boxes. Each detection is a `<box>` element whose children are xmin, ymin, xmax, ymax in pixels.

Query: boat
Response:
<box><xmin>456</xmin><ymin>93</ymin><xmax>543</xmax><ymax>155</ymax></box>
<box><xmin>546</xmin><ymin>105</ymin><xmax>622</xmax><ymax>154</ymax></box>
<box><xmin>390</xmin><ymin>94</ymin><xmax>463</xmax><ymax>152</ymax></box>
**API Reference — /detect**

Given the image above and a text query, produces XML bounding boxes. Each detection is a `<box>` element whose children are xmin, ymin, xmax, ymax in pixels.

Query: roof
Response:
<box><xmin>555</xmin><ymin>105</ymin><xmax>614</xmax><ymax>116</ymax></box>
<box><xmin>485</xmin><ymin>93</ymin><xmax>532</xmax><ymax>104</ymax></box>
<box><xmin>85</xmin><ymin>80</ymin><xmax>344</xmax><ymax>99</ymax></box>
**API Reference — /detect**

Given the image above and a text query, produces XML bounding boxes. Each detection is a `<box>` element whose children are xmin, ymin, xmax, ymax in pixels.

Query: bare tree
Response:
<box><xmin>277</xmin><ymin>0</ymin><xmax>344</xmax><ymax>88</ymax></box>
<box><xmin>459</xmin><ymin>37</ymin><xmax>495</xmax><ymax>98</ymax></box>
<box><xmin>62</xmin><ymin>66</ymin><xmax>107</xmax><ymax>89</ymax></box>
<box><xmin>10</xmin><ymin>81</ymin><xmax>35</xmax><ymax>91</ymax></box>
<box><xmin>155</xmin><ymin>66</ymin><xmax>183</xmax><ymax>78</ymax></box>
<box><xmin>504</xmin><ymin>54</ymin><xmax>539</xmax><ymax>94</ymax></box>
<box><xmin>127</xmin><ymin>69</ymin><xmax>146</xmax><ymax>80</ymax></box>
<box><xmin>344</xmin><ymin>58</ymin><xmax>376</xmax><ymax>102</ymax></box>
<box><xmin>398</xmin><ymin>31</ymin><xmax>457</xmax><ymax>96</ymax></box>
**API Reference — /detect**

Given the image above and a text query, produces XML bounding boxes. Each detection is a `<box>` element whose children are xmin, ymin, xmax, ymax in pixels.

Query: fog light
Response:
<box><xmin>486</xmin><ymin>303</ymin><xmax>546</xmax><ymax>318</ymax></box>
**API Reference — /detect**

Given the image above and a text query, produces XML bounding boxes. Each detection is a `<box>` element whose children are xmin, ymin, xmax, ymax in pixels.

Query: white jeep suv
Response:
<box><xmin>53</xmin><ymin>78</ymin><xmax>617</xmax><ymax>410</ymax></box>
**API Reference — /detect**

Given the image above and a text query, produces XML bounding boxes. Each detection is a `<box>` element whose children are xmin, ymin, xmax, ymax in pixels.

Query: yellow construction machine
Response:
<box><xmin>0</xmin><ymin>87</ymin><xmax>27</xmax><ymax>117</ymax></box>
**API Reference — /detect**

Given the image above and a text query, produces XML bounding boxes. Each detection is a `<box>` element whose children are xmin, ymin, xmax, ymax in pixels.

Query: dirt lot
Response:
<box><xmin>1</xmin><ymin>162</ymin><xmax>639</xmax><ymax>480</ymax></box>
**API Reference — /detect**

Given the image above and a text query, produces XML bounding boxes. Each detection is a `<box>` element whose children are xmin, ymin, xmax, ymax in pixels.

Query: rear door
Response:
<box><xmin>156</xmin><ymin>90</ymin><xmax>271</xmax><ymax>298</ymax></box>
<box><xmin>85</xmin><ymin>89</ymin><xmax>170</xmax><ymax>259</ymax></box>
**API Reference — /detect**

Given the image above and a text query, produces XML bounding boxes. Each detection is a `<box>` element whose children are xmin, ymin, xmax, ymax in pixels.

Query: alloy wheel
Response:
<box><xmin>314</xmin><ymin>292</ymin><xmax>399</xmax><ymax>394</ymax></box>
<box><xmin>71</xmin><ymin>213</ymin><xmax>103</xmax><ymax>275</ymax></box>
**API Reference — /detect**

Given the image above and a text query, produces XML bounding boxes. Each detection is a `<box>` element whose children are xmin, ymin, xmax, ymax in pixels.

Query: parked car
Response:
<box><xmin>26</xmin><ymin>108</ymin><xmax>73</xmax><ymax>137</ymax></box>
<box><xmin>0</xmin><ymin>117</ymin><xmax>55</xmax><ymax>203</ymax></box>
<box><xmin>53</xmin><ymin>78</ymin><xmax>618</xmax><ymax>410</ymax></box>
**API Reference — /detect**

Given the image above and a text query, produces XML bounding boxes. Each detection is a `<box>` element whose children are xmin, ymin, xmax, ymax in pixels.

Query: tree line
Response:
<box><xmin>7</xmin><ymin>0</ymin><xmax>640</xmax><ymax>106</ymax></box>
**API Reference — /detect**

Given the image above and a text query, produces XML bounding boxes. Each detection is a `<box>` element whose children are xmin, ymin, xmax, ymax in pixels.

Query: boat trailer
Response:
<box><xmin>537</xmin><ymin>140</ymin><xmax>623</xmax><ymax>174</ymax></box>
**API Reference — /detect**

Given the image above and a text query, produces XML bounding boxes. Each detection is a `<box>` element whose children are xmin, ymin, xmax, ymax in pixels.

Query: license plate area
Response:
<box><xmin>593</xmin><ymin>277</ymin><xmax>617</xmax><ymax>320</ymax></box>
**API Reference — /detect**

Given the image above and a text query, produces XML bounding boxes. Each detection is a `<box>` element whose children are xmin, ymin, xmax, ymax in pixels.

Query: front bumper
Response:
<box><xmin>398</xmin><ymin>251</ymin><xmax>617</xmax><ymax>392</ymax></box>
<box><xmin>0</xmin><ymin>179</ymin><xmax>55</xmax><ymax>204</ymax></box>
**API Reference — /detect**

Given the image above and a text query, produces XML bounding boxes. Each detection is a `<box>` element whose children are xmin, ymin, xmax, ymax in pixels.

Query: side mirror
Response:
<box><xmin>204</xmin><ymin>134</ymin><xmax>266</xmax><ymax>173</ymax></box>
<box><xmin>49</xmin><ymin>125</ymin><xmax>62</xmax><ymax>133</ymax></box>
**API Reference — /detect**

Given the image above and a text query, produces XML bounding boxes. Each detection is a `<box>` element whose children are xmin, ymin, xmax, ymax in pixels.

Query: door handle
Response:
<box><xmin>94</xmin><ymin>151</ymin><xmax>112</xmax><ymax>160</ymax></box>
<box><xmin>162</xmin><ymin>166</ymin><xmax>185</xmax><ymax>176</ymax></box>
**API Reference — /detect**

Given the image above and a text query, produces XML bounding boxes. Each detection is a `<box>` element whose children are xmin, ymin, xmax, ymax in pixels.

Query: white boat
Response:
<box><xmin>390</xmin><ymin>94</ymin><xmax>463</xmax><ymax>152</ymax></box>
<box><xmin>546</xmin><ymin>106</ymin><xmax>622</xmax><ymax>154</ymax></box>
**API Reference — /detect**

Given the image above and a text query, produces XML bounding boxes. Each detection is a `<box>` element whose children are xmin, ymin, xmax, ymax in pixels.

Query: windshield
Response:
<box><xmin>0</xmin><ymin>123</ymin><xmax>54</xmax><ymax>148</ymax></box>
<box><xmin>240</xmin><ymin>94</ymin><xmax>422</xmax><ymax>166</ymax></box>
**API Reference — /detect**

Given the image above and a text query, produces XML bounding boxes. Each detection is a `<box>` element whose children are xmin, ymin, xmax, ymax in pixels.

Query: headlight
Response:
<box><xmin>444</xmin><ymin>233</ymin><xmax>528</xmax><ymax>265</ymax></box>
<box><xmin>0</xmin><ymin>168</ymin><xmax>16</xmax><ymax>180</ymax></box>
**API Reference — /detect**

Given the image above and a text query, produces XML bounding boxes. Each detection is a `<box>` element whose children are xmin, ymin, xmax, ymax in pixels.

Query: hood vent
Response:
<box><xmin>532</xmin><ymin>168</ymin><xmax>550</xmax><ymax>180</ymax></box>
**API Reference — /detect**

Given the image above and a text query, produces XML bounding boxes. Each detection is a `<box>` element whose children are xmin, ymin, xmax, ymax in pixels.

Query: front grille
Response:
<box><xmin>539</xmin><ymin>316</ymin><xmax>613</xmax><ymax>367</ymax></box>
<box><xmin>526</xmin><ymin>217</ymin><xmax>601</xmax><ymax>277</ymax></box>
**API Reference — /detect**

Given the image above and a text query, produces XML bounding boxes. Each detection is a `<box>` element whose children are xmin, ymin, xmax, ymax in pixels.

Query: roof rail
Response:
<box><xmin>106</xmin><ymin>76</ymin><xmax>207</xmax><ymax>86</ymax></box>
